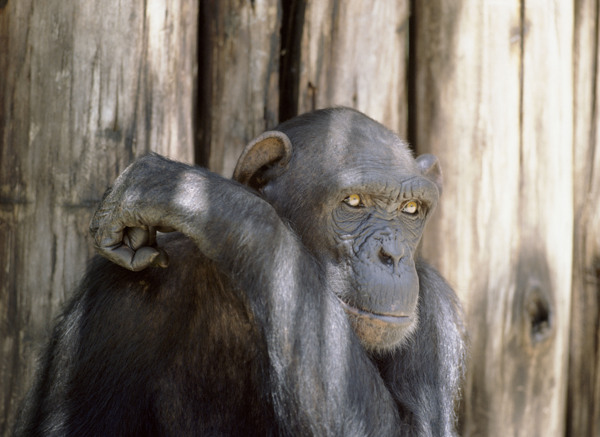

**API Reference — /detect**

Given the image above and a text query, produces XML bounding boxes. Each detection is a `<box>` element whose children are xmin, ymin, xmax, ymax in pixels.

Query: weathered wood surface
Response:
<box><xmin>0</xmin><ymin>1</ymin><xmax>196</xmax><ymax>434</ymax></box>
<box><xmin>197</xmin><ymin>0</ymin><xmax>280</xmax><ymax>177</ymax></box>
<box><xmin>412</xmin><ymin>1</ymin><xmax>573</xmax><ymax>435</ymax></box>
<box><xmin>282</xmin><ymin>0</ymin><xmax>409</xmax><ymax>136</ymax></box>
<box><xmin>201</xmin><ymin>0</ymin><xmax>410</xmax><ymax>171</ymax></box>
<box><xmin>568</xmin><ymin>0</ymin><xmax>600</xmax><ymax>435</ymax></box>
<box><xmin>518</xmin><ymin>3</ymin><xmax>573</xmax><ymax>435</ymax></box>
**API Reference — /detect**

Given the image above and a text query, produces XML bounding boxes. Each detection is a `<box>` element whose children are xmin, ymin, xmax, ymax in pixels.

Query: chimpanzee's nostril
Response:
<box><xmin>379</xmin><ymin>248</ymin><xmax>394</xmax><ymax>266</ymax></box>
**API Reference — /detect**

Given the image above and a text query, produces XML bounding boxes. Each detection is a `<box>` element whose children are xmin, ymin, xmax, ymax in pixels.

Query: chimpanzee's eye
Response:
<box><xmin>401</xmin><ymin>200</ymin><xmax>419</xmax><ymax>215</ymax></box>
<box><xmin>344</xmin><ymin>194</ymin><xmax>362</xmax><ymax>207</ymax></box>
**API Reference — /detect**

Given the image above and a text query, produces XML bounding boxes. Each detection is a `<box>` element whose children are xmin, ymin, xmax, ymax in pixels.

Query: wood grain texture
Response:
<box><xmin>516</xmin><ymin>3</ymin><xmax>573</xmax><ymax>436</ymax></box>
<box><xmin>412</xmin><ymin>1</ymin><xmax>573</xmax><ymax>435</ymax></box>
<box><xmin>197</xmin><ymin>0</ymin><xmax>280</xmax><ymax>177</ymax></box>
<box><xmin>295</xmin><ymin>0</ymin><xmax>409</xmax><ymax>136</ymax></box>
<box><xmin>568</xmin><ymin>0</ymin><xmax>600</xmax><ymax>435</ymax></box>
<box><xmin>0</xmin><ymin>1</ymin><xmax>196</xmax><ymax>433</ymax></box>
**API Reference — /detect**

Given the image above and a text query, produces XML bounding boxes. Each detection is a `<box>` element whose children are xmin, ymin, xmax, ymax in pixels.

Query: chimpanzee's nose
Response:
<box><xmin>378</xmin><ymin>242</ymin><xmax>405</xmax><ymax>269</ymax></box>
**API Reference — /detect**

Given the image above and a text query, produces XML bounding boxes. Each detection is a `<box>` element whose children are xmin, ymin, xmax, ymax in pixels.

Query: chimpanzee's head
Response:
<box><xmin>233</xmin><ymin>108</ymin><xmax>442</xmax><ymax>352</ymax></box>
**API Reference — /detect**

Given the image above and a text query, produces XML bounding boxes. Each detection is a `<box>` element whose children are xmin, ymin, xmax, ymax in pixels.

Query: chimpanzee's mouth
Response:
<box><xmin>336</xmin><ymin>296</ymin><xmax>412</xmax><ymax>326</ymax></box>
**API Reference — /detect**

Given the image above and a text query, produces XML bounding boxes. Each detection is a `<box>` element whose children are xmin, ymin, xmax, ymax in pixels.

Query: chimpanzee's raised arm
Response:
<box><xmin>90</xmin><ymin>153</ymin><xmax>270</xmax><ymax>272</ymax></box>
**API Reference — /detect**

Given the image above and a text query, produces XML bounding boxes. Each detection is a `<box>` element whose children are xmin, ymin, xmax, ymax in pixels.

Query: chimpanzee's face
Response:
<box><xmin>323</xmin><ymin>173</ymin><xmax>438</xmax><ymax>351</ymax></box>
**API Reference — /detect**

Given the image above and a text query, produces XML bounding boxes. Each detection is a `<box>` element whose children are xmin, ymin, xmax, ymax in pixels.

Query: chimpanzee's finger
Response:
<box><xmin>131</xmin><ymin>247</ymin><xmax>164</xmax><ymax>271</ymax></box>
<box><xmin>151</xmin><ymin>247</ymin><xmax>169</xmax><ymax>268</ymax></box>
<box><xmin>123</xmin><ymin>226</ymin><xmax>151</xmax><ymax>250</ymax></box>
<box><xmin>92</xmin><ymin>220</ymin><xmax>126</xmax><ymax>250</ymax></box>
<box><xmin>94</xmin><ymin>243</ymin><xmax>135</xmax><ymax>270</ymax></box>
<box><xmin>95</xmin><ymin>243</ymin><xmax>169</xmax><ymax>272</ymax></box>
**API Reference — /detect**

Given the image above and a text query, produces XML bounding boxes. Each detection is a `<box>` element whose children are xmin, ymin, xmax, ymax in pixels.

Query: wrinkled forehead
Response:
<box><xmin>279</xmin><ymin>109</ymin><xmax>419</xmax><ymax>183</ymax></box>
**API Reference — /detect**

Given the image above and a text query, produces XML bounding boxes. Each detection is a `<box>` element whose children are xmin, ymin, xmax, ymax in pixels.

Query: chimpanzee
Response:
<box><xmin>13</xmin><ymin>108</ymin><xmax>466</xmax><ymax>436</ymax></box>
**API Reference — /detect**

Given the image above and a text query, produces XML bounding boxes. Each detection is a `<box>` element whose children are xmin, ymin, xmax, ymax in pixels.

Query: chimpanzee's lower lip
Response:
<box><xmin>336</xmin><ymin>296</ymin><xmax>412</xmax><ymax>325</ymax></box>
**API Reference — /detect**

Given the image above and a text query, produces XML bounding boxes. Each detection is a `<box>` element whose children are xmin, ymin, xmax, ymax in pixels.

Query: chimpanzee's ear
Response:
<box><xmin>233</xmin><ymin>131</ymin><xmax>293</xmax><ymax>190</ymax></box>
<box><xmin>416</xmin><ymin>153</ymin><xmax>443</xmax><ymax>196</ymax></box>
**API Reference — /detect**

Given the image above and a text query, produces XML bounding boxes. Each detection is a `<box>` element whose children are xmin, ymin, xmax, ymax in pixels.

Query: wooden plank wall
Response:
<box><xmin>1</xmin><ymin>0</ymin><xmax>599</xmax><ymax>435</ymax></box>
<box><xmin>0</xmin><ymin>1</ymin><xmax>197</xmax><ymax>433</ymax></box>
<box><xmin>294</xmin><ymin>0</ymin><xmax>409</xmax><ymax>136</ymax></box>
<box><xmin>413</xmin><ymin>1</ymin><xmax>575</xmax><ymax>435</ymax></box>
<box><xmin>196</xmin><ymin>0</ymin><xmax>280</xmax><ymax>177</ymax></box>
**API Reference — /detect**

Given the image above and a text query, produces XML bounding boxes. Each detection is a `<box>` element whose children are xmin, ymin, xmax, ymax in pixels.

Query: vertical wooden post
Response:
<box><xmin>569</xmin><ymin>0</ymin><xmax>600</xmax><ymax>435</ymax></box>
<box><xmin>0</xmin><ymin>1</ymin><xmax>197</xmax><ymax>433</ymax></box>
<box><xmin>516</xmin><ymin>3</ymin><xmax>573</xmax><ymax>436</ymax></box>
<box><xmin>197</xmin><ymin>0</ymin><xmax>280</xmax><ymax>177</ymax></box>
<box><xmin>291</xmin><ymin>0</ymin><xmax>410</xmax><ymax>136</ymax></box>
<box><xmin>412</xmin><ymin>1</ymin><xmax>573</xmax><ymax>435</ymax></box>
